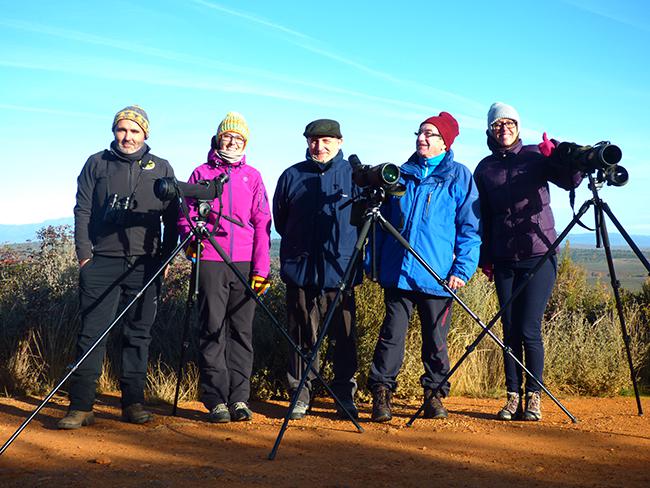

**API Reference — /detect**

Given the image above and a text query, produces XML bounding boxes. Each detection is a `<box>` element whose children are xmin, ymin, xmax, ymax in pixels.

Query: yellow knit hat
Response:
<box><xmin>217</xmin><ymin>112</ymin><xmax>249</xmax><ymax>147</ymax></box>
<box><xmin>112</xmin><ymin>105</ymin><xmax>150</xmax><ymax>139</ymax></box>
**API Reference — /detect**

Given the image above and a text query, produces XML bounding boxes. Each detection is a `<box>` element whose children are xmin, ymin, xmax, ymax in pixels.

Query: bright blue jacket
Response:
<box><xmin>273</xmin><ymin>150</ymin><xmax>362</xmax><ymax>289</ymax></box>
<box><xmin>373</xmin><ymin>150</ymin><xmax>481</xmax><ymax>296</ymax></box>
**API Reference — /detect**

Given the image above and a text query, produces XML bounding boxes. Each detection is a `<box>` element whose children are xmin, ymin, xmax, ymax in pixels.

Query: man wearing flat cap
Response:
<box><xmin>58</xmin><ymin>105</ymin><xmax>178</xmax><ymax>430</ymax></box>
<box><xmin>273</xmin><ymin>119</ymin><xmax>362</xmax><ymax>420</ymax></box>
<box><xmin>367</xmin><ymin>112</ymin><xmax>481</xmax><ymax>423</ymax></box>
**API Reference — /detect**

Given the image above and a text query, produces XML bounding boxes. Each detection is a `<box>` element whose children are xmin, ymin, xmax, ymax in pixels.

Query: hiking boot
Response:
<box><xmin>497</xmin><ymin>392</ymin><xmax>523</xmax><ymax>420</ymax></box>
<box><xmin>207</xmin><ymin>403</ymin><xmax>231</xmax><ymax>423</ymax></box>
<box><xmin>335</xmin><ymin>397</ymin><xmax>359</xmax><ymax>420</ymax></box>
<box><xmin>371</xmin><ymin>385</ymin><xmax>393</xmax><ymax>423</ymax></box>
<box><xmin>523</xmin><ymin>391</ymin><xmax>542</xmax><ymax>421</ymax></box>
<box><xmin>289</xmin><ymin>400</ymin><xmax>309</xmax><ymax>420</ymax></box>
<box><xmin>122</xmin><ymin>403</ymin><xmax>154</xmax><ymax>424</ymax></box>
<box><xmin>57</xmin><ymin>410</ymin><xmax>95</xmax><ymax>430</ymax></box>
<box><xmin>230</xmin><ymin>402</ymin><xmax>253</xmax><ymax>422</ymax></box>
<box><xmin>423</xmin><ymin>389</ymin><xmax>448</xmax><ymax>419</ymax></box>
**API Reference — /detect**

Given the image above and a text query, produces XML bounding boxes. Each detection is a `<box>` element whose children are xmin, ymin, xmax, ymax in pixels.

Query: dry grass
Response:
<box><xmin>1</xmin><ymin>227</ymin><xmax>648</xmax><ymax>404</ymax></box>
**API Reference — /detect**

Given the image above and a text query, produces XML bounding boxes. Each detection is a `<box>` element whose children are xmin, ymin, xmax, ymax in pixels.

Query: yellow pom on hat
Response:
<box><xmin>217</xmin><ymin>112</ymin><xmax>249</xmax><ymax>146</ymax></box>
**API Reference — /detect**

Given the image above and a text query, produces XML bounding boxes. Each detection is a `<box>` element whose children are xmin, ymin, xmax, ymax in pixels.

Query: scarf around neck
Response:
<box><xmin>111</xmin><ymin>140</ymin><xmax>148</xmax><ymax>162</ymax></box>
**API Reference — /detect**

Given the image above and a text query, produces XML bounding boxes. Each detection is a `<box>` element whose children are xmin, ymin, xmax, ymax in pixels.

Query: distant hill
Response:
<box><xmin>0</xmin><ymin>217</ymin><xmax>281</xmax><ymax>244</ymax></box>
<box><xmin>0</xmin><ymin>216</ymin><xmax>646</xmax><ymax>250</ymax></box>
<box><xmin>0</xmin><ymin>217</ymin><xmax>74</xmax><ymax>244</ymax></box>
<box><xmin>562</xmin><ymin>233</ymin><xmax>650</xmax><ymax>249</ymax></box>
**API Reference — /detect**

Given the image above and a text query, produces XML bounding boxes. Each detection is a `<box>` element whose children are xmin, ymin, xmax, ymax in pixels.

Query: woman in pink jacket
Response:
<box><xmin>177</xmin><ymin>112</ymin><xmax>271</xmax><ymax>423</ymax></box>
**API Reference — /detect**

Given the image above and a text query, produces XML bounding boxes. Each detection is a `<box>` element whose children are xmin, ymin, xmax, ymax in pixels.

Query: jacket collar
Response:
<box><xmin>401</xmin><ymin>150</ymin><xmax>455</xmax><ymax>181</ymax></box>
<box><xmin>304</xmin><ymin>148</ymin><xmax>345</xmax><ymax>172</ymax></box>
<box><xmin>109</xmin><ymin>141</ymin><xmax>150</xmax><ymax>163</ymax></box>
<box><xmin>486</xmin><ymin>131</ymin><xmax>523</xmax><ymax>157</ymax></box>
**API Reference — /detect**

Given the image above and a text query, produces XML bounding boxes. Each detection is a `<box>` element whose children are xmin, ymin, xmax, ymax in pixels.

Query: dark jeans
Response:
<box><xmin>197</xmin><ymin>261</ymin><xmax>256</xmax><ymax>410</ymax></box>
<box><xmin>494</xmin><ymin>255</ymin><xmax>557</xmax><ymax>394</ymax></box>
<box><xmin>69</xmin><ymin>255</ymin><xmax>160</xmax><ymax>411</ymax></box>
<box><xmin>286</xmin><ymin>286</ymin><xmax>358</xmax><ymax>404</ymax></box>
<box><xmin>369</xmin><ymin>288</ymin><xmax>453</xmax><ymax>396</ymax></box>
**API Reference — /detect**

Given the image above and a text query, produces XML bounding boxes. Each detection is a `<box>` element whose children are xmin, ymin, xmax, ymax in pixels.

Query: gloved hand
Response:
<box><xmin>481</xmin><ymin>263</ymin><xmax>494</xmax><ymax>282</ymax></box>
<box><xmin>185</xmin><ymin>240</ymin><xmax>204</xmax><ymax>262</ymax></box>
<box><xmin>250</xmin><ymin>275</ymin><xmax>271</xmax><ymax>296</ymax></box>
<box><xmin>538</xmin><ymin>132</ymin><xmax>556</xmax><ymax>157</ymax></box>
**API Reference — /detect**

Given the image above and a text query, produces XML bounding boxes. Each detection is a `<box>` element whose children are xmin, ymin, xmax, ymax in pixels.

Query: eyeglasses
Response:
<box><xmin>491</xmin><ymin>120</ymin><xmax>517</xmax><ymax>131</ymax></box>
<box><xmin>415</xmin><ymin>130</ymin><xmax>443</xmax><ymax>139</ymax></box>
<box><xmin>221</xmin><ymin>133</ymin><xmax>245</xmax><ymax>144</ymax></box>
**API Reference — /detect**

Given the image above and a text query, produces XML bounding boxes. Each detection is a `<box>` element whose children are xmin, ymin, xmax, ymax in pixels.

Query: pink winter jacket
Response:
<box><xmin>177</xmin><ymin>151</ymin><xmax>272</xmax><ymax>277</ymax></box>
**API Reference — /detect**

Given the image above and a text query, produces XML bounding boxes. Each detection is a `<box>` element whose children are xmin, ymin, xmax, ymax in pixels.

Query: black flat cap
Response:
<box><xmin>303</xmin><ymin>119</ymin><xmax>342</xmax><ymax>138</ymax></box>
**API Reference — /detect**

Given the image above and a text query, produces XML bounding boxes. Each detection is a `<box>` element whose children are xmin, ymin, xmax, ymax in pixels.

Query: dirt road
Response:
<box><xmin>0</xmin><ymin>394</ymin><xmax>648</xmax><ymax>487</ymax></box>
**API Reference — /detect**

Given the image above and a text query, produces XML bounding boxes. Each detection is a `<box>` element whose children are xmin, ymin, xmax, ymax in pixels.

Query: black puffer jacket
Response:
<box><xmin>74</xmin><ymin>143</ymin><xmax>178</xmax><ymax>261</ymax></box>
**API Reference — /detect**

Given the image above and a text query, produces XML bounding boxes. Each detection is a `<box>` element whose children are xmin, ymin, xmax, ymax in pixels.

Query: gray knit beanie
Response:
<box><xmin>487</xmin><ymin>102</ymin><xmax>520</xmax><ymax>129</ymax></box>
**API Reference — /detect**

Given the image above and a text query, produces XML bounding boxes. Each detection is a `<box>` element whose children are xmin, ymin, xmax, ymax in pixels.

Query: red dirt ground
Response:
<box><xmin>0</xmin><ymin>394</ymin><xmax>648</xmax><ymax>487</ymax></box>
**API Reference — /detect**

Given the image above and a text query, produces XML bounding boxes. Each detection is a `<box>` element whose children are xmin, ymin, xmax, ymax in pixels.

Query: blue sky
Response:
<box><xmin>1</xmin><ymin>0</ymin><xmax>649</xmax><ymax>238</ymax></box>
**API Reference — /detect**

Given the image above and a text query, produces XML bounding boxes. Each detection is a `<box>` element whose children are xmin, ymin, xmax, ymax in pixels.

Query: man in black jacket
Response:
<box><xmin>58</xmin><ymin>105</ymin><xmax>178</xmax><ymax>429</ymax></box>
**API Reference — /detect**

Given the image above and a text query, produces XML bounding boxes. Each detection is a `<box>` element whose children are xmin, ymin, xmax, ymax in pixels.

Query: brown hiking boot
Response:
<box><xmin>497</xmin><ymin>392</ymin><xmax>523</xmax><ymax>420</ymax></box>
<box><xmin>523</xmin><ymin>391</ymin><xmax>542</xmax><ymax>421</ymax></box>
<box><xmin>57</xmin><ymin>410</ymin><xmax>95</xmax><ymax>430</ymax></box>
<box><xmin>423</xmin><ymin>389</ymin><xmax>448</xmax><ymax>419</ymax></box>
<box><xmin>122</xmin><ymin>403</ymin><xmax>154</xmax><ymax>424</ymax></box>
<box><xmin>371</xmin><ymin>385</ymin><xmax>393</xmax><ymax>422</ymax></box>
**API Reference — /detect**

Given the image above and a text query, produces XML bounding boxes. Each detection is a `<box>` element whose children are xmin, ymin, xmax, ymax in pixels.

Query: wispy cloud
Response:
<box><xmin>0</xmin><ymin>103</ymin><xmax>105</xmax><ymax>119</ymax></box>
<box><xmin>563</xmin><ymin>0</ymin><xmax>650</xmax><ymax>33</ymax></box>
<box><xmin>0</xmin><ymin>10</ymin><xmax>488</xmax><ymax>129</ymax></box>
<box><xmin>0</xmin><ymin>58</ymin><xmax>432</xmax><ymax>123</ymax></box>
<box><xmin>190</xmin><ymin>0</ymin><xmax>314</xmax><ymax>41</ymax></box>
<box><xmin>191</xmin><ymin>1</ymin><xmax>485</xmax><ymax>111</ymax></box>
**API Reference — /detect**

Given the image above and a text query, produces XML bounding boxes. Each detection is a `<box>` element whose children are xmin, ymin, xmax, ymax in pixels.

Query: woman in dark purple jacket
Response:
<box><xmin>474</xmin><ymin>102</ymin><xmax>582</xmax><ymax>421</ymax></box>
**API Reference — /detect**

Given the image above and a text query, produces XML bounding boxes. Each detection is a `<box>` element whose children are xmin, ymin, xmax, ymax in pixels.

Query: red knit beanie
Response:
<box><xmin>421</xmin><ymin>112</ymin><xmax>459</xmax><ymax>150</ymax></box>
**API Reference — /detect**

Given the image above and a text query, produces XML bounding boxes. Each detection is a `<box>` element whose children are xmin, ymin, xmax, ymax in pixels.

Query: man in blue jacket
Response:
<box><xmin>368</xmin><ymin>112</ymin><xmax>481</xmax><ymax>422</ymax></box>
<box><xmin>273</xmin><ymin>119</ymin><xmax>361</xmax><ymax>420</ymax></box>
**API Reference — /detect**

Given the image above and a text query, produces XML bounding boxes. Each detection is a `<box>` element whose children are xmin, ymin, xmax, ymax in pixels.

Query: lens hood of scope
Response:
<box><xmin>379</xmin><ymin>163</ymin><xmax>400</xmax><ymax>185</ymax></box>
<box><xmin>597</xmin><ymin>144</ymin><xmax>623</xmax><ymax>168</ymax></box>
<box><xmin>153</xmin><ymin>177</ymin><xmax>178</xmax><ymax>201</ymax></box>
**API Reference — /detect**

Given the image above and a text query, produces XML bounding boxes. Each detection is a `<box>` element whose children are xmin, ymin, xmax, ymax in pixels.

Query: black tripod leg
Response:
<box><xmin>0</xmin><ymin>233</ymin><xmax>194</xmax><ymax>456</ymax></box>
<box><xmin>172</xmin><ymin>248</ymin><xmax>201</xmax><ymax>416</ymax></box>
<box><xmin>596</xmin><ymin>205</ymin><xmax>644</xmax><ymax>415</ymax></box>
<box><xmin>268</xmin><ymin>216</ymin><xmax>372</xmax><ymax>460</ymax></box>
<box><xmin>372</xmin><ymin>213</ymin><xmax>578</xmax><ymax>425</ymax></box>
<box><xmin>600</xmin><ymin>202</ymin><xmax>650</xmax><ymax>274</ymax></box>
<box><xmin>200</xmin><ymin>231</ymin><xmax>362</xmax><ymax>429</ymax></box>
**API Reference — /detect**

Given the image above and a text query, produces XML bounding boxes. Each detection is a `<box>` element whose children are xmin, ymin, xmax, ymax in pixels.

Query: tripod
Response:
<box><xmin>0</xmin><ymin>230</ymin><xmax>193</xmax><ymax>456</ymax></box>
<box><xmin>356</xmin><ymin>190</ymin><xmax>576</xmax><ymax>426</ymax></box>
<box><xmin>0</xmin><ymin>183</ymin><xmax>360</xmax><ymax>456</ymax></box>
<box><xmin>407</xmin><ymin>171</ymin><xmax>647</xmax><ymax>425</ymax></box>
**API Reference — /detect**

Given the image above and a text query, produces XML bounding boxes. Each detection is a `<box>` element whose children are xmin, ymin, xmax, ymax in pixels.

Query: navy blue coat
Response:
<box><xmin>273</xmin><ymin>150</ymin><xmax>362</xmax><ymax>289</ymax></box>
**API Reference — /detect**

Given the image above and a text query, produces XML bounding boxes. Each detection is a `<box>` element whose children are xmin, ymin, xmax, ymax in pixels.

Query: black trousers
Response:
<box><xmin>197</xmin><ymin>261</ymin><xmax>256</xmax><ymax>410</ymax></box>
<box><xmin>69</xmin><ymin>255</ymin><xmax>160</xmax><ymax>411</ymax></box>
<box><xmin>368</xmin><ymin>288</ymin><xmax>453</xmax><ymax>395</ymax></box>
<box><xmin>286</xmin><ymin>286</ymin><xmax>358</xmax><ymax>404</ymax></box>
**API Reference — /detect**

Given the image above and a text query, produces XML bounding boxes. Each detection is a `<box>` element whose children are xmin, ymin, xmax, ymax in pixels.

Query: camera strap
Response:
<box><xmin>569</xmin><ymin>187</ymin><xmax>594</xmax><ymax>231</ymax></box>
